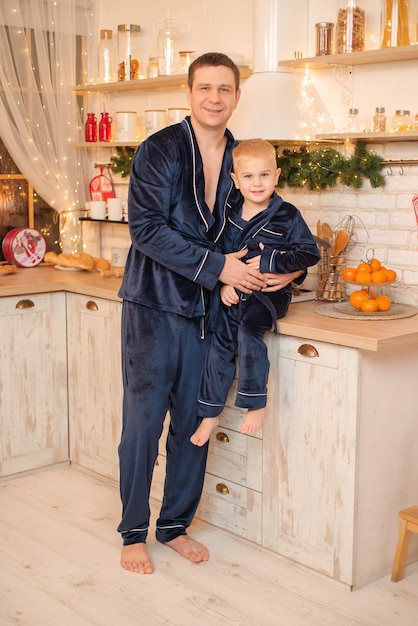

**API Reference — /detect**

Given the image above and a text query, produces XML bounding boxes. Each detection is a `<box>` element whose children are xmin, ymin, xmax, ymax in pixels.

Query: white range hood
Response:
<box><xmin>229</xmin><ymin>0</ymin><xmax>329</xmax><ymax>141</ymax></box>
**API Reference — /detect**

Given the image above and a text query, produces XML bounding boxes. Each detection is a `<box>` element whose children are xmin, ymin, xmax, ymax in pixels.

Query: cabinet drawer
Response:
<box><xmin>68</xmin><ymin>294</ymin><xmax>117</xmax><ymax>318</ymax></box>
<box><xmin>0</xmin><ymin>292</ymin><xmax>54</xmax><ymax>316</ymax></box>
<box><xmin>279</xmin><ymin>335</ymin><xmax>340</xmax><ymax>368</ymax></box>
<box><xmin>198</xmin><ymin>473</ymin><xmax>262</xmax><ymax>544</ymax></box>
<box><xmin>207</xmin><ymin>426</ymin><xmax>262</xmax><ymax>492</ymax></box>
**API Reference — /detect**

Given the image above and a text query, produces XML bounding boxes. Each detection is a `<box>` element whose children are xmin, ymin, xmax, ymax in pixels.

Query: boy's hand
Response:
<box><xmin>220</xmin><ymin>284</ymin><xmax>239</xmax><ymax>306</ymax></box>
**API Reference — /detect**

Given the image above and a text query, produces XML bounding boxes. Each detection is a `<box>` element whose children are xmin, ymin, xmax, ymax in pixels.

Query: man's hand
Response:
<box><xmin>219</xmin><ymin>249</ymin><xmax>266</xmax><ymax>294</ymax></box>
<box><xmin>261</xmin><ymin>269</ymin><xmax>303</xmax><ymax>292</ymax></box>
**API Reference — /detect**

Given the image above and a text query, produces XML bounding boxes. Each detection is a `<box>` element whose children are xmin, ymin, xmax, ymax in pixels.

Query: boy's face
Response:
<box><xmin>231</xmin><ymin>155</ymin><xmax>281</xmax><ymax>206</ymax></box>
<box><xmin>186</xmin><ymin>65</ymin><xmax>241</xmax><ymax>131</ymax></box>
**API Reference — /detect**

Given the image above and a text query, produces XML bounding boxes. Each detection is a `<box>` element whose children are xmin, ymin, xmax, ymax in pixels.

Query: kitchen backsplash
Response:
<box><xmin>87</xmin><ymin>140</ymin><xmax>418</xmax><ymax>306</ymax></box>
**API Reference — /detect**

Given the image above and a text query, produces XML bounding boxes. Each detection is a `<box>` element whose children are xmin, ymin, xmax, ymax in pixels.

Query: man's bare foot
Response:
<box><xmin>190</xmin><ymin>417</ymin><xmax>219</xmax><ymax>446</ymax></box>
<box><xmin>240</xmin><ymin>407</ymin><xmax>265</xmax><ymax>434</ymax></box>
<box><xmin>164</xmin><ymin>535</ymin><xmax>209</xmax><ymax>563</ymax></box>
<box><xmin>120</xmin><ymin>543</ymin><xmax>154</xmax><ymax>574</ymax></box>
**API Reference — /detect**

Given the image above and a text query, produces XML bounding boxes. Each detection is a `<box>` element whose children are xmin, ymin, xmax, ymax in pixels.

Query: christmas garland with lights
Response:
<box><xmin>110</xmin><ymin>146</ymin><xmax>136</xmax><ymax>178</ymax></box>
<box><xmin>276</xmin><ymin>142</ymin><xmax>385</xmax><ymax>190</ymax></box>
<box><xmin>109</xmin><ymin>142</ymin><xmax>385</xmax><ymax>191</ymax></box>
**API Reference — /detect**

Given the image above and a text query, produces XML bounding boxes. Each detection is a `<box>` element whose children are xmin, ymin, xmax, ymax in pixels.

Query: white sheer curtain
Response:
<box><xmin>0</xmin><ymin>0</ymin><xmax>94</xmax><ymax>214</ymax></box>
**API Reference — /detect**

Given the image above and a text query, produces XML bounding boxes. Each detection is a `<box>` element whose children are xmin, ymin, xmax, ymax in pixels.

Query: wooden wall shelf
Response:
<box><xmin>74</xmin><ymin>67</ymin><xmax>252</xmax><ymax>94</ymax></box>
<box><xmin>279</xmin><ymin>45</ymin><xmax>418</xmax><ymax>70</ymax></box>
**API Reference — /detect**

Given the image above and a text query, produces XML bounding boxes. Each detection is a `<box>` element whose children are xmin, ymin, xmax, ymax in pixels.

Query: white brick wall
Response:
<box><xmin>284</xmin><ymin>141</ymin><xmax>418</xmax><ymax>305</ymax></box>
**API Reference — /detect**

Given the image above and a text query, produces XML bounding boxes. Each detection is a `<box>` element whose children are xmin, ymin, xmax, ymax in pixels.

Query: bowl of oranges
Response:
<box><xmin>341</xmin><ymin>257</ymin><xmax>396</xmax><ymax>313</ymax></box>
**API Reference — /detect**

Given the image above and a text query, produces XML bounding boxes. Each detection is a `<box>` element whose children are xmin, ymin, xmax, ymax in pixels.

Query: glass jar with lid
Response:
<box><xmin>117</xmin><ymin>24</ymin><xmax>142</xmax><ymax>81</ymax></box>
<box><xmin>347</xmin><ymin>107</ymin><xmax>360</xmax><ymax>132</ymax></box>
<box><xmin>381</xmin><ymin>0</ymin><xmax>411</xmax><ymax>47</ymax></box>
<box><xmin>315</xmin><ymin>22</ymin><xmax>335</xmax><ymax>55</ymax></box>
<box><xmin>391</xmin><ymin>110</ymin><xmax>412</xmax><ymax>132</ymax></box>
<box><xmin>158</xmin><ymin>18</ymin><xmax>180</xmax><ymax>75</ymax></box>
<box><xmin>372</xmin><ymin>107</ymin><xmax>387</xmax><ymax>132</ymax></box>
<box><xmin>336</xmin><ymin>0</ymin><xmax>366</xmax><ymax>53</ymax></box>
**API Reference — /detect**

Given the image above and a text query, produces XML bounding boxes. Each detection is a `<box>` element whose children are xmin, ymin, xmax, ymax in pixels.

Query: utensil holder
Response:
<box><xmin>316</xmin><ymin>251</ymin><xmax>347</xmax><ymax>301</ymax></box>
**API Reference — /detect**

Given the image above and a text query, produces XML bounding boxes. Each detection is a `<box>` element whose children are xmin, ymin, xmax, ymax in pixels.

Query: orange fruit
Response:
<box><xmin>385</xmin><ymin>268</ymin><xmax>397</xmax><ymax>281</ymax></box>
<box><xmin>369</xmin><ymin>258</ymin><xmax>382</xmax><ymax>272</ymax></box>
<box><xmin>342</xmin><ymin>267</ymin><xmax>357</xmax><ymax>281</ymax></box>
<box><xmin>375</xmin><ymin>295</ymin><xmax>392</xmax><ymax>311</ymax></box>
<box><xmin>356</xmin><ymin>270</ymin><xmax>373</xmax><ymax>283</ymax></box>
<box><xmin>349</xmin><ymin>289</ymin><xmax>369</xmax><ymax>309</ymax></box>
<box><xmin>361</xmin><ymin>299</ymin><xmax>379</xmax><ymax>313</ymax></box>
<box><xmin>357</xmin><ymin>262</ymin><xmax>371</xmax><ymax>273</ymax></box>
<box><xmin>371</xmin><ymin>269</ymin><xmax>388</xmax><ymax>283</ymax></box>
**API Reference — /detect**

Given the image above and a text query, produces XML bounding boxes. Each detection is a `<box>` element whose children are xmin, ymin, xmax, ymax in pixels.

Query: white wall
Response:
<box><xmin>86</xmin><ymin>0</ymin><xmax>418</xmax><ymax>305</ymax></box>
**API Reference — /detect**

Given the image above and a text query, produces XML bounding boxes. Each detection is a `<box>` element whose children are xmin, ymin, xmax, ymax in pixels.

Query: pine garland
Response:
<box><xmin>109</xmin><ymin>142</ymin><xmax>386</xmax><ymax>191</ymax></box>
<box><xmin>110</xmin><ymin>146</ymin><xmax>136</xmax><ymax>179</ymax></box>
<box><xmin>276</xmin><ymin>142</ymin><xmax>385</xmax><ymax>190</ymax></box>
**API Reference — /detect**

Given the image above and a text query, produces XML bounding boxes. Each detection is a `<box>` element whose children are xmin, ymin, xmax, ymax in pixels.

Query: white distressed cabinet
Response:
<box><xmin>0</xmin><ymin>292</ymin><xmax>68</xmax><ymax>476</ymax></box>
<box><xmin>66</xmin><ymin>293</ymin><xmax>122</xmax><ymax>482</ymax></box>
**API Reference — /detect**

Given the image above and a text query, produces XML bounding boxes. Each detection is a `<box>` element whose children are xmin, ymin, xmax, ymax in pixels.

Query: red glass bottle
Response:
<box><xmin>98</xmin><ymin>111</ymin><xmax>112</xmax><ymax>142</ymax></box>
<box><xmin>84</xmin><ymin>113</ymin><xmax>97</xmax><ymax>142</ymax></box>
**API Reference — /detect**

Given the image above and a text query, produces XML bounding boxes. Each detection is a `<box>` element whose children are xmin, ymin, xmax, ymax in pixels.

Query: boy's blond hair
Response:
<box><xmin>232</xmin><ymin>139</ymin><xmax>277</xmax><ymax>169</ymax></box>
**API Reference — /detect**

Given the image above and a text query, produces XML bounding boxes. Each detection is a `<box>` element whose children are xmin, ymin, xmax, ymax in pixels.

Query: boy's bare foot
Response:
<box><xmin>164</xmin><ymin>535</ymin><xmax>209</xmax><ymax>563</ymax></box>
<box><xmin>240</xmin><ymin>407</ymin><xmax>265</xmax><ymax>434</ymax></box>
<box><xmin>190</xmin><ymin>417</ymin><xmax>219</xmax><ymax>446</ymax></box>
<box><xmin>120</xmin><ymin>543</ymin><xmax>154</xmax><ymax>574</ymax></box>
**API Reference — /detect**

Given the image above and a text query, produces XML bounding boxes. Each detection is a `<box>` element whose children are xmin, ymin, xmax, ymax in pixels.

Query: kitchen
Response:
<box><xmin>1</xmin><ymin>0</ymin><xmax>418</xmax><ymax>624</ymax></box>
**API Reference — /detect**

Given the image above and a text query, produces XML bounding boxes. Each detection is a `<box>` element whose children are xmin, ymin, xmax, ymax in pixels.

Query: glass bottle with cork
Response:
<box><xmin>97</xmin><ymin>29</ymin><xmax>117</xmax><ymax>83</ymax></box>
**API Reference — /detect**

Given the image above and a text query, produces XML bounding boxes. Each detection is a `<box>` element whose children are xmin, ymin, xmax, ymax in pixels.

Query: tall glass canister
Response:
<box><xmin>158</xmin><ymin>18</ymin><xmax>179</xmax><ymax>75</ymax></box>
<box><xmin>381</xmin><ymin>0</ymin><xmax>410</xmax><ymax>46</ymax></box>
<box><xmin>97</xmin><ymin>29</ymin><xmax>117</xmax><ymax>83</ymax></box>
<box><xmin>336</xmin><ymin>0</ymin><xmax>366</xmax><ymax>53</ymax></box>
<box><xmin>117</xmin><ymin>24</ymin><xmax>142</xmax><ymax>81</ymax></box>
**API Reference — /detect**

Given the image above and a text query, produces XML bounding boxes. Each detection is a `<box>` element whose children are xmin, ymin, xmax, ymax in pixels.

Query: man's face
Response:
<box><xmin>186</xmin><ymin>65</ymin><xmax>241</xmax><ymax>131</ymax></box>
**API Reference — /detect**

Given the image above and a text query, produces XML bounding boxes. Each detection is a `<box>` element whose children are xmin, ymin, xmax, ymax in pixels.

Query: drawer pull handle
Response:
<box><xmin>15</xmin><ymin>299</ymin><xmax>35</xmax><ymax>309</ymax></box>
<box><xmin>86</xmin><ymin>300</ymin><xmax>98</xmax><ymax>311</ymax></box>
<box><xmin>216</xmin><ymin>431</ymin><xmax>229</xmax><ymax>443</ymax></box>
<box><xmin>297</xmin><ymin>343</ymin><xmax>319</xmax><ymax>358</ymax></box>
<box><xmin>216</xmin><ymin>483</ymin><xmax>229</xmax><ymax>495</ymax></box>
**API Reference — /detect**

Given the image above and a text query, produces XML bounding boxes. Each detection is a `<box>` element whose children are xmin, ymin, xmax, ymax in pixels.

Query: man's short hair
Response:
<box><xmin>187</xmin><ymin>52</ymin><xmax>240</xmax><ymax>91</ymax></box>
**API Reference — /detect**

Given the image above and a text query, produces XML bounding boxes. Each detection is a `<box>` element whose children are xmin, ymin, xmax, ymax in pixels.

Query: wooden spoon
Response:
<box><xmin>334</xmin><ymin>228</ymin><xmax>351</xmax><ymax>256</ymax></box>
<box><xmin>321</xmin><ymin>222</ymin><xmax>333</xmax><ymax>244</ymax></box>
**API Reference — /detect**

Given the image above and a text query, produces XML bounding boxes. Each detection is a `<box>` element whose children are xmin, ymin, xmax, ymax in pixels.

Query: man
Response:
<box><xmin>117</xmin><ymin>52</ymin><xmax>301</xmax><ymax>574</ymax></box>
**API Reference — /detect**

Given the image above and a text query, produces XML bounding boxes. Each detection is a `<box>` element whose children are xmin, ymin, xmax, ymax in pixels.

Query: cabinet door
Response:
<box><xmin>66</xmin><ymin>293</ymin><xmax>122</xmax><ymax>481</ymax></box>
<box><xmin>0</xmin><ymin>292</ymin><xmax>68</xmax><ymax>476</ymax></box>
<box><xmin>262</xmin><ymin>334</ymin><xmax>359</xmax><ymax>585</ymax></box>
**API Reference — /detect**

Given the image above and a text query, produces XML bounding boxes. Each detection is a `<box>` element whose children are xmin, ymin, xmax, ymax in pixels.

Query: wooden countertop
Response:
<box><xmin>2</xmin><ymin>265</ymin><xmax>418</xmax><ymax>352</ymax></box>
<box><xmin>0</xmin><ymin>264</ymin><xmax>123</xmax><ymax>302</ymax></box>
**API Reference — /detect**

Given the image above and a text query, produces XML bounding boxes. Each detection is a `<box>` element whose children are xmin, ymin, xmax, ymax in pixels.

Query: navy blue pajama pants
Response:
<box><xmin>117</xmin><ymin>301</ymin><xmax>210</xmax><ymax>545</ymax></box>
<box><xmin>198</xmin><ymin>293</ymin><xmax>289</xmax><ymax>418</ymax></box>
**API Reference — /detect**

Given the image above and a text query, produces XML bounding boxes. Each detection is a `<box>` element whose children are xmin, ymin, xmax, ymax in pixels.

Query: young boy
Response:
<box><xmin>190</xmin><ymin>139</ymin><xmax>320</xmax><ymax>446</ymax></box>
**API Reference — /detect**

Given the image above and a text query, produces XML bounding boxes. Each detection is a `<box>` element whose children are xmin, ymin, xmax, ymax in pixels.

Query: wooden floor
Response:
<box><xmin>1</xmin><ymin>466</ymin><xmax>417</xmax><ymax>626</ymax></box>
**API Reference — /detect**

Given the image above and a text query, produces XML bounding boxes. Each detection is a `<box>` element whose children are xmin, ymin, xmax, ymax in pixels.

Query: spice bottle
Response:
<box><xmin>97</xmin><ymin>29</ymin><xmax>117</xmax><ymax>83</ymax></box>
<box><xmin>372</xmin><ymin>107</ymin><xmax>387</xmax><ymax>132</ymax></box>
<box><xmin>347</xmin><ymin>107</ymin><xmax>360</xmax><ymax>132</ymax></box>
<box><xmin>158</xmin><ymin>18</ymin><xmax>179</xmax><ymax>75</ymax></box>
<box><xmin>315</xmin><ymin>22</ymin><xmax>335</xmax><ymax>55</ymax></box>
<box><xmin>336</xmin><ymin>0</ymin><xmax>365</xmax><ymax>53</ymax></box>
<box><xmin>117</xmin><ymin>24</ymin><xmax>141</xmax><ymax>81</ymax></box>
<box><xmin>85</xmin><ymin>113</ymin><xmax>97</xmax><ymax>142</ymax></box>
<box><xmin>98</xmin><ymin>111</ymin><xmax>112</xmax><ymax>142</ymax></box>
<box><xmin>146</xmin><ymin>57</ymin><xmax>159</xmax><ymax>78</ymax></box>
